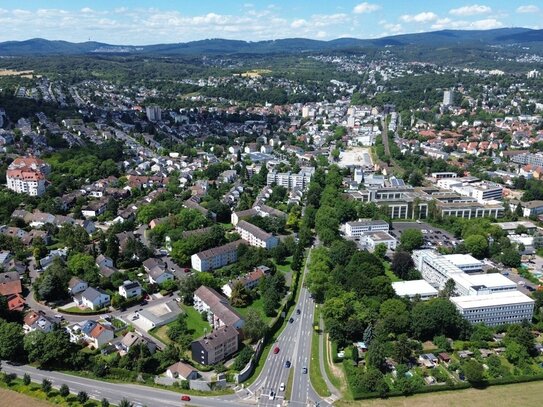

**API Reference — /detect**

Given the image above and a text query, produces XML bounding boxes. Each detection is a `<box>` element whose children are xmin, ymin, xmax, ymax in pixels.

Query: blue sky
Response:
<box><xmin>0</xmin><ymin>1</ymin><xmax>541</xmax><ymax>44</ymax></box>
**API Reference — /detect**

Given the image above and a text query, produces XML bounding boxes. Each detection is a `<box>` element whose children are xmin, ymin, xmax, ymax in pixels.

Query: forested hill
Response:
<box><xmin>0</xmin><ymin>27</ymin><xmax>542</xmax><ymax>56</ymax></box>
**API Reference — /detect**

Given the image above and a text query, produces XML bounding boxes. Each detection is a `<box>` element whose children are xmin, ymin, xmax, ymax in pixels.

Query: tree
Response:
<box><xmin>400</xmin><ymin>229</ymin><xmax>424</xmax><ymax>251</ymax></box>
<box><xmin>105</xmin><ymin>234</ymin><xmax>120</xmax><ymax>265</ymax></box>
<box><xmin>391</xmin><ymin>251</ymin><xmax>414</xmax><ymax>280</ymax></box>
<box><xmin>24</xmin><ymin>330</ymin><xmax>77</xmax><ymax>368</ymax></box>
<box><xmin>464</xmin><ymin>235</ymin><xmax>488</xmax><ymax>259</ymax></box>
<box><xmin>0</xmin><ymin>320</ymin><xmax>24</xmax><ymax>361</ymax></box>
<box><xmin>410</xmin><ymin>298</ymin><xmax>467</xmax><ymax>340</ymax></box>
<box><xmin>35</xmin><ymin>271</ymin><xmax>68</xmax><ymax>302</ymax></box>
<box><xmin>393</xmin><ymin>334</ymin><xmax>412</xmax><ymax>364</ymax></box>
<box><xmin>230</xmin><ymin>281</ymin><xmax>250</xmax><ymax>307</ymax></box>
<box><xmin>59</xmin><ymin>384</ymin><xmax>70</xmax><ymax>397</ymax></box>
<box><xmin>379</xmin><ymin>299</ymin><xmax>409</xmax><ymax>335</ymax></box>
<box><xmin>374</xmin><ymin>243</ymin><xmax>387</xmax><ymax>259</ymax></box>
<box><xmin>23</xmin><ymin>373</ymin><xmax>31</xmax><ymax>386</ymax></box>
<box><xmin>366</xmin><ymin>340</ymin><xmax>387</xmax><ymax>372</ymax></box>
<box><xmin>41</xmin><ymin>378</ymin><xmax>52</xmax><ymax>393</ymax></box>
<box><xmin>463</xmin><ymin>359</ymin><xmax>484</xmax><ymax>384</ymax></box>
<box><xmin>101</xmin><ymin>399</ymin><xmax>110</xmax><ymax>407</ymax></box>
<box><xmin>243</xmin><ymin>310</ymin><xmax>268</xmax><ymax>342</ymax></box>
<box><xmin>439</xmin><ymin>278</ymin><xmax>456</xmax><ymax>298</ymax></box>
<box><xmin>77</xmin><ymin>391</ymin><xmax>89</xmax><ymax>404</ymax></box>
<box><xmin>505</xmin><ymin>340</ymin><xmax>530</xmax><ymax>365</ymax></box>
<box><xmin>233</xmin><ymin>346</ymin><xmax>254</xmax><ymax>370</ymax></box>
<box><xmin>119</xmin><ymin>399</ymin><xmax>133</xmax><ymax>407</ymax></box>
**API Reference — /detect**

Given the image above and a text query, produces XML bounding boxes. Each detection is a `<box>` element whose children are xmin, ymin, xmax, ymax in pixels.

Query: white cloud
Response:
<box><xmin>516</xmin><ymin>5</ymin><xmax>540</xmax><ymax>13</ymax></box>
<box><xmin>316</xmin><ymin>31</ymin><xmax>327</xmax><ymax>38</ymax></box>
<box><xmin>81</xmin><ymin>7</ymin><xmax>94</xmax><ymax>13</ymax></box>
<box><xmin>380</xmin><ymin>21</ymin><xmax>402</xmax><ymax>33</ymax></box>
<box><xmin>353</xmin><ymin>2</ymin><xmax>381</xmax><ymax>14</ymax></box>
<box><xmin>291</xmin><ymin>19</ymin><xmax>307</xmax><ymax>28</ymax></box>
<box><xmin>400</xmin><ymin>12</ymin><xmax>438</xmax><ymax>23</ymax></box>
<box><xmin>431</xmin><ymin>17</ymin><xmax>503</xmax><ymax>30</ymax></box>
<box><xmin>449</xmin><ymin>4</ymin><xmax>491</xmax><ymax>16</ymax></box>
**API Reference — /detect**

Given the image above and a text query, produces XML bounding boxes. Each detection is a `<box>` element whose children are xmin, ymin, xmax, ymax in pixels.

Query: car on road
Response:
<box><xmin>273</xmin><ymin>346</ymin><xmax>280</xmax><ymax>354</ymax></box>
<box><xmin>181</xmin><ymin>395</ymin><xmax>191</xmax><ymax>401</ymax></box>
<box><xmin>284</xmin><ymin>360</ymin><xmax>291</xmax><ymax>368</ymax></box>
<box><xmin>527</xmin><ymin>285</ymin><xmax>535</xmax><ymax>292</ymax></box>
<box><xmin>280</xmin><ymin>383</ymin><xmax>285</xmax><ymax>392</ymax></box>
<box><xmin>269</xmin><ymin>391</ymin><xmax>275</xmax><ymax>400</ymax></box>
<box><xmin>140</xmin><ymin>300</ymin><xmax>148</xmax><ymax>306</ymax></box>
<box><xmin>289</xmin><ymin>317</ymin><xmax>294</xmax><ymax>323</ymax></box>
<box><xmin>502</xmin><ymin>272</ymin><xmax>509</xmax><ymax>276</ymax></box>
<box><xmin>302</xmin><ymin>367</ymin><xmax>307</xmax><ymax>374</ymax></box>
<box><xmin>131</xmin><ymin>315</ymin><xmax>139</xmax><ymax>320</ymax></box>
<box><xmin>296</xmin><ymin>309</ymin><xmax>301</xmax><ymax>315</ymax></box>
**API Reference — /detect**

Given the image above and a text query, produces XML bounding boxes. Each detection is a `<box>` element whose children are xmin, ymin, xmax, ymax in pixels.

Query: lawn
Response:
<box><xmin>309</xmin><ymin>307</ymin><xmax>331</xmax><ymax>398</ymax></box>
<box><xmin>234</xmin><ymin>297</ymin><xmax>272</xmax><ymax>324</ymax></box>
<box><xmin>384</xmin><ymin>262</ymin><xmax>401</xmax><ymax>282</ymax></box>
<box><xmin>335</xmin><ymin>380</ymin><xmax>543</xmax><ymax>407</ymax></box>
<box><xmin>182</xmin><ymin>304</ymin><xmax>211</xmax><ymax>339</ymax></box>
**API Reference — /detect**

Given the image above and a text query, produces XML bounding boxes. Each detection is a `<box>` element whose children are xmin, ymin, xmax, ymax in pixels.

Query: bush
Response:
<box><xmin>41</xmin><ymin>378</ymin><xmax>52</xmax><ymax>393</ymax></box>
<box><xmin>59</xmin><ymin>384</ymin><xmax>70</xmax><ymax>397</ymax></box>
<box><xmin>3</xmin><ymin>373</ymin><xmax>16</xmax><ymax>385</ymax></box>
<box><xmin>23</xmin><ymin>373</ymin><xmax>31</xmax><ymax>385</ymax></box>
<box><xmin>101</xmin><ymin>399</ymin><xmax>110</xmax><ymax>407</ymax></box>
<box><xmin>77</xmin><ymin>391</ymin><xmax>89</xmax><ymax>404</ymax></box>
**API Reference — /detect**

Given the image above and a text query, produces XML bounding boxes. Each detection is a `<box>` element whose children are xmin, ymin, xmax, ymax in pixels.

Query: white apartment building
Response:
<box><xmin>235</xmin><ymin>220</ymin><xmax>278</xmax><ymax>249</ymax></box>
<box><xmin>345</xmin><ymin>219</ymin><xmax>389</xmax><ymax>237</ymax></box>
<box><xmin>451</xmin><ymin>291</ymin><xmax>534</xmax><ymax>326</ymax></box>
<box><xmin>266</xmin><ymin>167</ymin><xmax>314</xmax><ymax>190</ymax></box>
<box><xmin>191</xmin><ymin>240</ymin><xmax>243</xmax><ymax>272</ymax></box>
<box><xmin>6</xmin><ymin>157</ymin><xmax>50</xmax><ymax>196</ymax></box>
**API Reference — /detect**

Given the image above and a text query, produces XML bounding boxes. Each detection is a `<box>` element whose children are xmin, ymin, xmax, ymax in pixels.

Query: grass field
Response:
<box><xmin>335</xmin><ymin>380</ymin><xmax>543</xmax><ymax>407</ymax></box>
<box><xmin>182</xmin><ymin>304</ymin><xmax>211</xmax><ymax>338</ymax></box>
<box><xmin>234</xmin><ymin>297</ymin><xmax>271</xmax><ymax>324</ymax></box>
<box><xmin>0</xmin><ymin>388</ymin><xmax>52</xmax><ymax>407</ymax></box>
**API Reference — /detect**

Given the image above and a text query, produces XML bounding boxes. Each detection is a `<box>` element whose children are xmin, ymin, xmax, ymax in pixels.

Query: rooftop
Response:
<box><xmin>392</xmin><ymin>280</ymin><xmax>439</xmax><ymax>297</ymax></box>
<box><xmin>451</xmin><ymin>290</ymin><xmax>535</xmax><ymax>309</ymax></box>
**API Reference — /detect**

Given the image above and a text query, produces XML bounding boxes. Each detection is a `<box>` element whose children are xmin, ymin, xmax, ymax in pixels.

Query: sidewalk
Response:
<box><xmin>318</xmin><ymin>315</ymin><xmax>341</xmax><ymax>402</ymax></box>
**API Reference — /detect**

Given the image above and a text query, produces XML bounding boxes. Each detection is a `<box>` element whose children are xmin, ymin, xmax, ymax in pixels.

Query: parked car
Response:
<box><xmin>181</xmin><ymin>395</ymin><xmax>191</xmax><ymax>401</ymax></box>
<box><xmin>273</xmin><ymin>347</ymin><xmax>280</xmax><ymax>354</ymax></box>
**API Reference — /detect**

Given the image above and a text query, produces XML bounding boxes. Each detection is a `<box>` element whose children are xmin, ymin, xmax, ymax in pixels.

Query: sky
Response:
<box><xmin>0</xmin><ymin>1</ymin><xmax>541</xmax><ymax>45</ymax></box>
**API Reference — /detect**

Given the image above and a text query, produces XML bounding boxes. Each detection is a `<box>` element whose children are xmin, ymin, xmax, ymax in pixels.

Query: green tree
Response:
<box><xmin>0</xmin><ymin>320</ymin><xmax>24</xmax><ymax>361</ymax></box>
<box><xmin>230</xmin><ymin>281</ymin><xmax>250</xmax><ymax>307</ymax></box>
<box><xmin>59</xmin><ymin>384</ymin><xmax>70</xmax><ymax>397</ymax></box>
<box><xmin>379</xmin><ymin>299</ymin><xmax>409</xmax><ymax>335</ymax></box>
<box><xmin>77</xmin><ymin>391</ymin><xmax>89</xmax><ymax>403</ymax></box>
<box><xmin>374</xmin><ymin>243</ymin><xmax>387</xmax><ymax>259</ymax></box>
<box><xmin>366</xmin><ymin>340</ymin><xmax>387</xmax><ymax>372</ymax></box>
<box><xmin>101</xmin><ymin>399</ymin><xmax>110</xmax><ymax>407</ymax></box>
<box><xmin>400</xmin><ymin>229</ymin><xmax>424</xmax><ymax>251</ymax></box>
<box><xmin>41</xmin><ymin>378</ymin><xmax>52</xmax><ymax>393</ymax></box>
<box><xmin>439</xmin><ymin>278</ymin><xmax>456</xmax><ymax>298</ymax></box>
<box><xmin>233</xmin><ymin>346</ymin><xmax>254</xmax><ymax>371</ymax></box>
<box><xmin>242</xmin><ymin>310</ymin><xmax>268</xmax><ymax>342</ymax></box>
<box><xmin>119</xmin><ymin>399</ymin><xmax>133</xmax><ymax>407</ymax></box>
<box><xmin>23</xmin><ymin>373</ymin><xmax>31</xmax><ymax>386</ymax></box>
<box><xmin>505</xmin><ymin>340</ymin><xmax>530</xmax><ymax>365</ymax></box>
<box><xmin>464</xmin><ymin>235</ymin><xmax>488</xmax><ymax>259</ymax></box>
<box><xmin>24</xmin><ymin>330</ymin><xmax>77</xmax><ymax>368</ymax></box>
<box><xmin>463</xmin><ymin>359</ymin><xmax>484</xmax><ymax>384</ymax></box>
<box><xmin>393</xmin><ymin>334</ymin><xmax>412</xmax><ymax>364</ymax></box>
<box><xmin>391</xmin><ymin>251</ymin><xmax>414</xmax><ymax>280</ymax></box>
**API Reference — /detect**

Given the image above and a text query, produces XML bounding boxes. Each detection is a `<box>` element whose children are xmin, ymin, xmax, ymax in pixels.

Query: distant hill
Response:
<box><xmin>0</xmin><ymin>28</ymin><xmax>540</xmax><ymax>56</ymax></box>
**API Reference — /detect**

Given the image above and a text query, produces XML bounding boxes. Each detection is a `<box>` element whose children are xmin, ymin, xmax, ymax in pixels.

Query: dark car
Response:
<box><xmin>289</xmin><ymin>317</ymin><xmax>294</xmax><ymax>323</ymax></box>
<box><xmin>302</xmin><ymin>367</ymin><xmax>308</xmax><ymax>374</ymax></box>
<box><xmin>285</xmin><ymin>360</ymin><xmax>291</xmax><ymax>368</ymax></box>
<box><xmin>140</xmin><ymin>300</ymin><xmax>148</xmax><ymax>306</ymax></box>
<box><xmin>296</xmin><ymin>309</ymin><xmax>301</xmax><ymax>315</ymax></box>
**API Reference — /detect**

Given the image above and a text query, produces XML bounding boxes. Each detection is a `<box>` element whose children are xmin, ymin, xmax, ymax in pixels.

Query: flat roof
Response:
<box><xmin>451</xmin><ymin>290</ymin><xmax>534</xmax><ymax>309</ymax></box>
<box><xmin>367</xmin><ymin>231</ymin><xmax>396</xmax><ymax>242</ymax></box>
<box><xmin>465</xmin><ymin>273</ymin><xmax>517</xmax><ymax>289</ymax></box>
<box><xmin>392</xmin><ymin>280</ymin><xmax>439</xmax><ymax>297</ymax></box>
<box><xmin>444</xmin><ymin>254</ymin><xmax>483</xmax><ymax>268</ymax></box>
<box><xmin>495</xmin><ymin>221</ymin><xmax>537</xmax><ymax>230</ymax></box>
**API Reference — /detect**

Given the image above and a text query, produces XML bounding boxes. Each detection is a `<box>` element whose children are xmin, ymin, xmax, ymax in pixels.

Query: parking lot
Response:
<box><xmin>391</xmin><ymin>221</ymin><xmax>459</xmax><ymax>249</ymax></box>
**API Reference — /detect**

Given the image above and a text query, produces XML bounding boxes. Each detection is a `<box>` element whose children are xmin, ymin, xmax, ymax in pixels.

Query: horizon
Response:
<box><xmin>0</xmin><ymin>1</ymin><xmax>540</xmax><ymax>45</ymax></box>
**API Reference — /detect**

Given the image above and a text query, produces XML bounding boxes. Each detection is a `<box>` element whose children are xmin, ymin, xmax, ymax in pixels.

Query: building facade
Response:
<box><xmin>6</xmin><ymin>157</ymin><xmax>50</xmax><ymax>196</ymax></box>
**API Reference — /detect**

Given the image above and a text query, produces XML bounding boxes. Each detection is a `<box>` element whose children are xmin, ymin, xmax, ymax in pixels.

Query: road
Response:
<box><xmin>1</xmin><ymin>363</ymin><xmax>244</xmax><ymax>407</ymax></box>
<box><xmin>246</xmin><ymin>248</ymin><xmax>330</xmax><ymax>407</ymax></box>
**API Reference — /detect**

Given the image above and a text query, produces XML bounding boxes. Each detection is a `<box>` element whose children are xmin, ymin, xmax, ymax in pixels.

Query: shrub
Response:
<box><xmin>41</xmin><ymin>378</ymin><xmax>52</xmax><ymax>393</ymax></box>
<box><xmin>77</xmin><ymin>391</ymin><xmax>89</xmax><ymax>403</ymax></box>
<box><xmin>59</xmin><ymin>384</ymin><xmax>70</xmax><ymax>397</ymax></box>
<box><xmin>23</xmin><ymin>373</ymin><xmax>31</xmax><ymax>385</ymax></box>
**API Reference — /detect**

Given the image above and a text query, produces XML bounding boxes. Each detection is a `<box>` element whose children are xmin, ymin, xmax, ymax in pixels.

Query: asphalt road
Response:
<box><xmin>247</xmin><ymin>248</ymin><xmax>330</xmax><ymax>407</ymax></box>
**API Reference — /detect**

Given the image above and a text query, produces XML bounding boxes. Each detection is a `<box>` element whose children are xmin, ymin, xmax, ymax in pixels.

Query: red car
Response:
<box><xmin>273</xmin><ymin>346</ymin><xmax>280</xmax><ymax>354</ymax></box>
<box><xmin>181</xmin><ymin>395</ymin><xmax>191</xmax><ymax>401</ymax></box>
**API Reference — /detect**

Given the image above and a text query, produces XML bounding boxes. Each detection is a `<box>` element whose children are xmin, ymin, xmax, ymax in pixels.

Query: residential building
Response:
<box><xmin>266</xmin><ymin>167</ymin><xmax>314</xmax><ymax>190</ymax></box>
<box><xmin>119</xmin><ymin>280</ymin><xmax>142</xmax><ymax>299</ymax></box>
<box><xmin>68</xmin><ymin>277</ymin><xmax>88</xmax><ymax>295</ymax></box>
<box><xmin>165</xmin><ymin>362</ymin><xmax>199</xmax><ymax>381</ymax></box>
<box><xmin>143</xmin><ymin>257</ymin><xmax>175</xmax><ymax>284</ymax></box>
<box><xmin>193</xmin><ymin>285</ymin><xmax>244</xmax><ymax>330</ymax></box>
<box><xmin>6</xmin><ymin>156</ymin><xmax>50</xmax><ymax>196</ymax></box>
<box><xmin>191</xmin><ymin>240</ymin><xmax>243</xmax><ymax>272</ymax></box>
<box><xmin>146</xmin><ymin>105</ymin><xmax>162</xmax><ymax>122</ymax></box>
<box><xmin>191</xmin><ymin>325</ymin><xmax>239</xmax><ymax>365</ymax></box>
<box><xmin>222</xmin><ymin>266</ymin><xmax>268</xmax><ymax>298</ymax></box>
<box><xmin>345</xmin><ymin>219</ymin><xmax>389</xmax><ymax>237</ymax></box>
<box><xmin>67</xmin><ymin>320</ymin><xmax>114</xmax><ymax>348</ymax></box>
<box><xmin>23</xmin><ymin>311</ymin><xmax>55</xmax><ymax>334</ymax></box>
<box><xmin>443</xmin><ymin>90</ymin><xmax>454</xmax><ymax>106</ymax></box>
<box><xmin>235</xmin><ymin>220</ymin><xmax>278</xmax><ymax>249</ymax></box>
<box><xmin>75</xmin><ymin>287</ymin><xmax>110</xmax><ymax>310</ymax></box>
<box><xmin>117</xmin><ymin>332</ymin><xmax>157</xmax><ymax>354</ymax></box>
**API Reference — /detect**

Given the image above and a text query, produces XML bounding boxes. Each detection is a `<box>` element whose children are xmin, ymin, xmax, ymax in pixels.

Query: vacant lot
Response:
<box><xmin>0</xmin><ymin>388</ymin><xmax>52</xmax><ymax>407</ymax></box>
<box><xmin>336</xmin><ymin>381</ymin><xmax>543</xmax><ymax>407</ymax></box>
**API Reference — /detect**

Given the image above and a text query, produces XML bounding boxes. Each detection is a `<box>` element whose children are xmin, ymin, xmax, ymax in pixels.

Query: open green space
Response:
<box><xmin>234</xmin><ymin>296</ymin><xmax>271</xmax><ymax>324</ymax></box>
<box><xmin>309</xmin><ymin>307</ymin><xmax>331</xmax><ymax>398</ymax></box>
<box><xmin>182</xmin><ymin>304</ymin><xmax>211</xmax><ymax>339</ymax></box>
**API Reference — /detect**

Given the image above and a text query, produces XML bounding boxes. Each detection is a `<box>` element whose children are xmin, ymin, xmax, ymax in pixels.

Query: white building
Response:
<box><xmin>345</xmin><ymin>219</ymin><xmax>389</xmax><ymax>237</ymax></box>
<box><xmin>6</xmin><ymin>157</ymin><xmax>50</xmax><ymax>196</ymax></box>
<box><xmin>363</xmin><ymin>231</ymin><xmax>397</xmax><ymax>251</ymax></box>
<box><xmin>235</xmin><ymin>220</ymin><xmax>278</xmax><ymax>249</ymax></box>
<box><xmin>193</xmin><ymin>285</ymin><xmax>244</xmax><ymax>330</ymax></box>
<box><xmin>451</xmin><ymin>291</ymin><xmax>534</xmax><ymax>326</ymax></box>
<box><xmin>266</xmin><ymin>167</ymin><xmax>314</xmax><ymax>190</ymax></box>
<box><xmin>146</xmin><ymin>105</ymin><xmax>162</xmax><ymax>122</ymax></box>
<box><xmin>443</xmin><ymin>90</ymin><xmax>454</xmax><ymax>106</ymax></box>
<box><xmin>191</xmin><ymin>240</ymin><xmax>243</xmax><ymax>272</ymax></box>
<box><xmin>119</xmin><ymin>280</ymin><xmax>142</xmax><ymax>299</ymax></box>
<box><xmin>392</xmin><ymin>280</ymin><xmax>439</xmax><ymax>300</ymax></box>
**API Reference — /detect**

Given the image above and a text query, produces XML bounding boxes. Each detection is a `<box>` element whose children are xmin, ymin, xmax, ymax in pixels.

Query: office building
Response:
<box><xmin>345</xmin><ymin>219</ymin><xmax>389</xmax><ymax>237</ymax></box>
